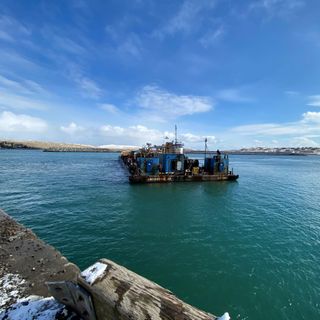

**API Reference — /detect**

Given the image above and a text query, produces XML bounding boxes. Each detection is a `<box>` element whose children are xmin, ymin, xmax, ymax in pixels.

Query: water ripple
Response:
<box><xmin>0</xmin><ymin>151</ymin><xmax>319</xmax><ymax>319</ymax></box>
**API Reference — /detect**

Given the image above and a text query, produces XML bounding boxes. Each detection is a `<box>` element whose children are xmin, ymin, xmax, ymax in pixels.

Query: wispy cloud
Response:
<box><xmin>39</xmin><ymin>23</ymin><xmax>89</xmax><ymax>55</ymax></box>
<box><xmin>0</xmin><ymin>92</ymin><xmax>50</xmax><ymax>111</ymax></box>
<box><xmin>117</xmin><ymin>33</ymin><xmax>142</xmax><ymax>58</ymax></box>
<box><xmin>232</xmin><ymin>111</ymin><xmax>320</xmax><ymax>136</ymax></box>
<box><xmin>0</xmin><ymin>51</ymin><xmax>40</xmax><ymax>72</ymax></box>
<box><xmin>199</xmin><ymin>25</ymin><xmax>225</xmax><ymax>48</ymax></box>
<box><xmin>78</xmin><ymin>78</ymin><xmax>102</xmax><ymax>98</ymax></box>
<box><xmin>23</xmin><ymin>80</ymin><xmax>49</xmax><ymax>95</ymax></box>
<box><xmin>67</xmin><ymin>64</ymin><xmax>103</xmax><ymax>99</ymax></box>
<box><xmin>0</xmin><ymin>74</ymin><xmax>48</xmax><ymax>96</ymax></box>
<box><xmin>0</xmin><ymin>75</ymin><xmax>31</xmax><ymax>94</ymax></box>
<box><xmin>0</xmin><ymin>30</ymin><xmax>13</xmax><ymax>42</ymax></box>
<box><xmin>0</xmin><ymin>14</ymin><xmax>31</xmax><ymax>43</ymax></box>
<box><xmin>307</xmin><ymin>95</ymin><xmax>320</xmax><ymax>107</ymax></box>
<box><xmin>216</xmin><ymin>88</ymin><xmax>254</xmax><ymax>103</ymax></box>
<box><xmin>285</xmin><ymin>90</ymin><xmax>299</xmax><ymax>96</ymax></box>
<box><xmin>248</xmin><ymin>0</ymin><xmax>305</xmax><ymax>19</ymax></box>
<box><xmin>136</xmin><ymin>85</ymin><xmax>213</xmax><ymax>121</ymax></box>
<box><xmin>233</xmin><ymin>123</ymin><xmax>298</xmax><ymax>135</ymax></box>
<box><xmin>0</xmin><ymin>111</ymin><xmax>47</xmax><ymax>133</ymax></box>
<box><xmin>153</xmin><ymin>0</ymin><xmax>217</xmax><ymax>38</ymax></box>
<box><xmin>52</xmin><ymin>35</ymin><xmax>86</xmax><ymax>55</ymax></box>
<box><xmin>105</xmin><ymin>24</ymin><xmax>143</xmax><ymax>59</ymax></box>
<box><xmin>100</xmin><ymin>103</ymin><xmax>120</xmax><ymax>114</ymax></box>
<box><xmin>0</xmin><ymin>72</ymin><xmax>53</xmax><ymax>111</ymax></box>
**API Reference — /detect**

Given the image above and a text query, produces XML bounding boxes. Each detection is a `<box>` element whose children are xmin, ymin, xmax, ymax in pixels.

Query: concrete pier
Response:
<box><xmin>0</xmin><ymin>209</ymin><xmax>80</xmax><ymax>318</ymax></box>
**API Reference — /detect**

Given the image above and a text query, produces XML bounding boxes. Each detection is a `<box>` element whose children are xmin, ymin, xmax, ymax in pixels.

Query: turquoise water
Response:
<box><xmin>1</xmin><ymin>150</ymin><xmax>319</xmax><ymax>319</ymax></box>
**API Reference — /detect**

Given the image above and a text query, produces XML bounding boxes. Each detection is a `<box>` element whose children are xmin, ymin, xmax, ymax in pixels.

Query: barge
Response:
<box><xmin>120</xmin><ymin>135</ymin><xmax>239</xmax><ymax>184</ymax></box>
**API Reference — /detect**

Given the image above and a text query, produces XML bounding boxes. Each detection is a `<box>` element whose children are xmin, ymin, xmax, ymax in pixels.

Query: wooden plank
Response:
<box><xmin>79</xmin><ymin>259</ymin><xmax>218</xmax><ymax>320</ymax></box>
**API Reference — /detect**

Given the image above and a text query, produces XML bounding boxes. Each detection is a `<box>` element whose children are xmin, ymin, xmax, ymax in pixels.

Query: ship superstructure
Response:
<box><xmin>120</xmin><ymin>131</ymin><xmax>238</xmax><ymax>184</ymax></box>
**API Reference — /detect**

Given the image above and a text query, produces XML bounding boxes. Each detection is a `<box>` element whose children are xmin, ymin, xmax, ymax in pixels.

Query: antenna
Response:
<box><xmin>175</xmin><ymin>124</ymin><xmax>178</xmax><ymax>144</ymax></box>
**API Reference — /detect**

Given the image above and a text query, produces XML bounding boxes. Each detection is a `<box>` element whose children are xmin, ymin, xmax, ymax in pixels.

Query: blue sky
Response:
<box><xmin>0</xmin><ymin>0</ymin><xmax>320</xmax><ymax>149</ymax></box>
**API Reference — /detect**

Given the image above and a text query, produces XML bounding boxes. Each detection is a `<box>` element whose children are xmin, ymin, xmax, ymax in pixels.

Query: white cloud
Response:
<box><xmin>136</xmin><ymin>85</ymin><xmax>213</xmax><ymax>120</ymax></box>
<box><xmin>307</xmin><ymin>95</ymin><xmax>320</xmax><ymax>107</ymax></box>
<box><xmin>181</xmin><ymin>133</ymin><xmax>217</xmax><ymax>144</ymax></box>
<box><xmin>101</xmin><ymin>124</ymin><xmax>161</xmax><ymax>145</ymax></box>
<box><xmin>101</xmin><ymin>124</ymin><xmax>125</xmax><ymax>135</ymax></box>
<box><xmin>216</xmin><ymin>88</ymin><xmax>253</xmax><ymax>103</ymax></box>
<box><xmin>100</xmin><ymin>124</ymin><xmax>217</xmax><ymax>148</ymax></box>
<box><xmin>0</xmin><ymin>111</ymin><xmax>47</xmax><ymax>133</ymax></box>
<box><xmin>100</xmin><ymin>103</ymin><xmax>119</xmax><ymax>114</ymax></box>
<box><xmin>60</xmin><ymin>122</ymin><xmax>85</xmax><ymax>135</ymax></box>
<box><xmin>302</xmin><ymin>111</ymin><xmax>320</xmax><ymax>123</ymax></box>
<box><xmin>99</xmin><ymin>144</ymin><xmax>140</xmax><ymax>149</ymax></box>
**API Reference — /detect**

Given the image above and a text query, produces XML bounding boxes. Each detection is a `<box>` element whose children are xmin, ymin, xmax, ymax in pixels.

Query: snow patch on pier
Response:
<box><xmin>0</xmin><ymin>274</ymin><xmax>26</xmax><ymax>311</ymax></box>
<box><xmin>0</xmin><ymin>274</ymin><xmax>75</xmax><ymax>319</ymax></box>
<box><xmin>0</xmin><ymin>296</ymin><xmax>66</xmax><ymax>320</ymax></box>
<box><xmin>81</xmin><ymin>261</ymin><xmax>107</xmax><ymax>285</ymax></box>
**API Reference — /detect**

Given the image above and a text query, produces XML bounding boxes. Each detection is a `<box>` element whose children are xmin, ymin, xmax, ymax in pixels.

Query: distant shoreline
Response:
<box><xmin>187</xmin><ymin>151</ymin><xmax>310</xmax><ymax>156</ymax></box>
<box><xmin>0</xmin><ymin>140</ymin><xmax>121</xmax><ymax>153</ymax></box>
<box><xmin>1</xmin><ymin>140</ymin><xmax>319</xmax><ymax>155</ymax></box>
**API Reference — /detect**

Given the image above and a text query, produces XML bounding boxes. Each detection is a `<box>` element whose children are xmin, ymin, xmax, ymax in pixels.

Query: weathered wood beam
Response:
<box><xmin>78</xmin><ymin>259</ymin><xmax>218</xmax><ymax>320</ymax></box>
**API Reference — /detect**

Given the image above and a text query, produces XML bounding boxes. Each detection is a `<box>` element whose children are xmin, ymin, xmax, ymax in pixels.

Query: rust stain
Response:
<box><xmin>160</xmin><ymin>297</ymin><xmax>192</xmax><ymax>320</ymax></box>
<box><xmin>114</xmin><ymin>279</ymin><xmax>132</xmax><ymax>306</ymax></box>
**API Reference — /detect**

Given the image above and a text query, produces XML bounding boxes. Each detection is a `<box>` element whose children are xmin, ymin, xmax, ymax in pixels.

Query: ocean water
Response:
<box><xmin>0</xmin><ymin>150</ymin><xmax>319</xmax><ymax>319</ymax></box>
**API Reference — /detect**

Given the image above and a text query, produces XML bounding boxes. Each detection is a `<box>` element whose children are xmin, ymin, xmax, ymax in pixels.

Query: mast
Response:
<box><xmin>175</xmin><ymin>124</ymin><xmax>178</xmax><ymax>145</ymax></box>
<box><xmin>204</xmin><ymin>137</ymin><xmax>207</xmax><ymax>162</ymax></box>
